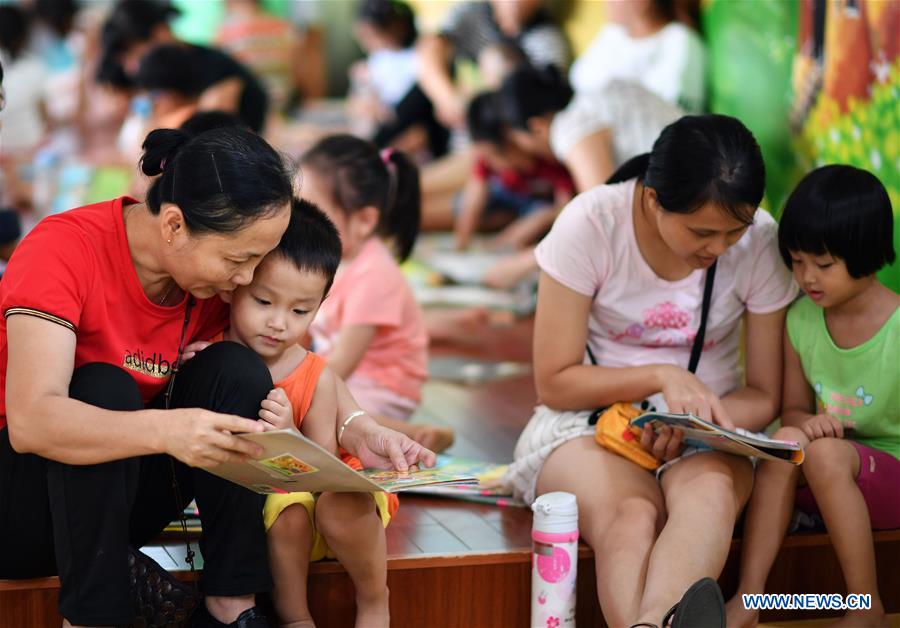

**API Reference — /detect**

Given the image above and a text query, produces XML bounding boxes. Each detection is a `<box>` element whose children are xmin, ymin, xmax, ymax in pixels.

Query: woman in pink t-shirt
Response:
<box><xmin>504</xmin><ymin>115</ymin><xmax>797</xmax><ymax>627</ymax></box>
<box><xmin>298</xmin><ymin>135</ymin><xmax>453</xmax><ymax>452</ymax></box>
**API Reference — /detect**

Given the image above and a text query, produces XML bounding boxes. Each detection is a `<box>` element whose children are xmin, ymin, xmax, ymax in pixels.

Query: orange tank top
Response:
<box><xmin>276</xmin><ymin>351</ymin><xmax>327</xmax><ymax>428</ymax></box>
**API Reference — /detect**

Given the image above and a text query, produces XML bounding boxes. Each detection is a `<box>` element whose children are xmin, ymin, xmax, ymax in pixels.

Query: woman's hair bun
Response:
<box><xmin>140</xmin><ymin>128</ymin><xmax>192</xmax><ymax>176</ymax></box>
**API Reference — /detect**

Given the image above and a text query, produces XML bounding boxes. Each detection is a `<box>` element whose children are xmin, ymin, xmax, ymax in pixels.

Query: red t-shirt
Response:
<box><xmin>473</xmin><ymin>156</ymin><xmax>575</xmax><ymax>199</ymax></box>
<box><xmin>0</xmin><ymin>197</ymin><xmax>229</xmax><ymax>429</ymax></box>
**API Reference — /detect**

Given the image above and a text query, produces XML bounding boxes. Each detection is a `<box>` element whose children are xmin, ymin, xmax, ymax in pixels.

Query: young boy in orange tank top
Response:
<box><xmin>199</xmin><ymin>199</ymin><xmax>396</xmax><ymax>627</ymax></box>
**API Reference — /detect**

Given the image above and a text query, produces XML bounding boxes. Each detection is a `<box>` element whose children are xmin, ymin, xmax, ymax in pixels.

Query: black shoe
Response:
<box><xmin>662</xmin><ymin>577</ymin><xmax>725</xmax><ymax>628</ymax></box>
<box><xmin>129</xmin><ymin>547</ymin><xmax>201</xmax><ymax>627</ymax></box>
<box><xmin>189</xmin><ymin>605</ymin><xmax>270</xmax><ymax>628</ymax></box>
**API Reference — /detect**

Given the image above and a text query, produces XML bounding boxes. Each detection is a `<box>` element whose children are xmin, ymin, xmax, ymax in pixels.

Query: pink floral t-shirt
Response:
<box><xmin>310</xmin><ymin>237</ymin><xmax>428</xmax><ymax>402</ymax></box>
<box><xmin>535</xmin><ymin>180</ymin><xmax>797</xmax><ymax>406</ymax></box>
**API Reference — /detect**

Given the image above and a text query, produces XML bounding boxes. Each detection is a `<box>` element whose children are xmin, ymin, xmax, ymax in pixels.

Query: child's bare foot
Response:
<box><xmin>355</xmin><ymin>587</ymin><xmax>390</xmax><ymax>628</ymax></box>
<box><xmin>410</xmin><ymin>424</ymin><xmax>455</xmax><ymax>453</ymax></box>
<box><xmin>830</xmin><ymin>608</ymin><xmax>890</xmax><ymax>627</ymax></box>
<box><xmin>724</xmin><ymin>595</ymin><xmax>759</xmax><ymax>628</ymax></box>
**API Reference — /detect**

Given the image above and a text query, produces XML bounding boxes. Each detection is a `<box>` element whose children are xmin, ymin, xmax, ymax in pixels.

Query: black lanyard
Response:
<box><xmin>165</xmin><ymin>297</ymin><xmax>198</xmax><ymax>581</ymax></box>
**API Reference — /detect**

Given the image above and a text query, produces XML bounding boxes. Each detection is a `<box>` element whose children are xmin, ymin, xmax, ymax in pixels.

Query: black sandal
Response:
<box><xmin>662</xmin><ymin>577</ymin><xmax>725</xmax><ymax>628</ymax></box>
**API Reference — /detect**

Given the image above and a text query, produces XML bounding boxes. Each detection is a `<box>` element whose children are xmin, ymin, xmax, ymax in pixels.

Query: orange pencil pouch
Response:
<box><xmin>593</xmin><ymin>402</ymin><xmax>661</xmax><ymax>471</ymax></box>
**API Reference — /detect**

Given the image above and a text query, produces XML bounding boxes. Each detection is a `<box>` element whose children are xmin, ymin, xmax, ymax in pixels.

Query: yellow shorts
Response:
<box><xmin>263</xmin><ymin>492</ymin><xmax>393</xmax><ymax>562</ymax></box>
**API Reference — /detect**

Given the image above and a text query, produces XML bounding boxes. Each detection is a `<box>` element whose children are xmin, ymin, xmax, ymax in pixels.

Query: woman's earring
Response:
<box><xmin>167</xmin><ymin>238</ymin><xmax>172</xmax><ymax>244</ymax></box>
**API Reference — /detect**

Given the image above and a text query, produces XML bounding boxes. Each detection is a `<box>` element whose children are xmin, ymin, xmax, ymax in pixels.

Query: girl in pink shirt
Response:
<box><xmin>299</xmin><ymin>135</ymin><xmax>453</xmax><ymax>451</ymax></box>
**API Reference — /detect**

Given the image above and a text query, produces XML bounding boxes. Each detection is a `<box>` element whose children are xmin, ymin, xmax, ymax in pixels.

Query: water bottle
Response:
<box><xmin>531</xmin><ymin>491</ymin><xmax>578</xmax><ymax>628</ymax></box>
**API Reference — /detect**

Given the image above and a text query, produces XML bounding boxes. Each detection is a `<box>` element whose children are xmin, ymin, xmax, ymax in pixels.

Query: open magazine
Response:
<box><xmin>630</xmin><ymin>412</ymin><xmax>805</xmax><ymax>465</ymax></box>
<box><xmin>405</xmin><ymin>455</ymin><xmax>526</xmax><ymax>507</ymax></box>
<box><xmin>207</xmin><ymin>428</ymin><xmax>478</xmax><ymax>494</ymax></box>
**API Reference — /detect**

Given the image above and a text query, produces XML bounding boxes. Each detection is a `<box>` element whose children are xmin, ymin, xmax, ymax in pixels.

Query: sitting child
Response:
<box><xmin>455</xmin><ymin>92</ymin><xmax>574</xmax><ymax>251</ymax></box>
<box><xmin>726</xmin><ymin>165</ymin><xmax>899</xmax><ymax>628</ymax></box>
<box><xmin>299</xmin><ymin>135</ymin><xmax>453</xmax><ymax>452</ymax></box>
<box><xmin>350</xmin><ymin>0</ymin><xmax>449</xmax><ymax>159</ymax></box>
<box><xmin>215</xmin><ymin>200</ymin><xmax>396</xmax><ymax>627</ymax></box>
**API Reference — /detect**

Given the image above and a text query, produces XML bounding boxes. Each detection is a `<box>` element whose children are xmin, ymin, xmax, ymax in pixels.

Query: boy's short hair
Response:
<box><xmin>275</xmin><ymin>198</ymin><xmax>342</xmax><ymax>297</ymax></box>
<box><xmin>466</xmin><ymin>91</ymin><xmax>505</xmax><ymax>146</ymax></box>
<box><xmin>778</xmin><ymin>165</ymin><xmax>895</xmax><ymax>278</ymax></box>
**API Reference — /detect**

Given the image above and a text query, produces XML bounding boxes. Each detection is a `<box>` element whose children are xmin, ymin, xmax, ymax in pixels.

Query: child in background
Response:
<box><xmin>726</xmin><ymin>165</ymin><xmax>899</xmax><ymax>628</ymax></box>
<box><xmin>0</xmin><ymin>5</ymin><xmax>49</xmax><ymax>157</ymax></box>
<box><xmin>212</xmin><ymin>200</ymin><xmax>396</xmax><ymax>627</ymax></box>
<box><xmin>351</xmin><ymin>0</ymin><xmax>449</xmax><ymax>159</ymax></box>
<box><xmin>215</xmin><ymin>0</ymin><xmax>305</xmax><ymax>114</ymax></box>
<box><xmin>300</xmin><ymin>135</ymin><xmax>453</xmax><ymax>452</ymax></box>
<box><xmin>455</xmin><ymin>91</ymin><xmax>574</xmax><ymax>251</ymax></box>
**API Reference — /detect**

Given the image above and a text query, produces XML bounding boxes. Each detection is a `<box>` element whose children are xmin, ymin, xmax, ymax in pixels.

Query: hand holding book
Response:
<box><xmin>630</xmin><ymin>412</ymin><xmax>805</xmax><ymax>465</ymax></box>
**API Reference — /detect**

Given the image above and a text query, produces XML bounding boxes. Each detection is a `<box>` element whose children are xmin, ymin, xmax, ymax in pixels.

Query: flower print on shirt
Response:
<box><xmin>608</xmin><ymin>300</ymin><xmax>717</xmax><ymax>349</ymax></box>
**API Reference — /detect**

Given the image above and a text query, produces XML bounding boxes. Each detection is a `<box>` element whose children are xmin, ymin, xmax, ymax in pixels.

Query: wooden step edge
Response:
<box><xmin>4</xmin><ymin>532</ymin><xmax>897</xmax><ymax>592</ymax></box>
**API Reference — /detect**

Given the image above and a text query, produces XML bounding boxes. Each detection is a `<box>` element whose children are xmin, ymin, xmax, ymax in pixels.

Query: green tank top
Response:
<box><xmin>786</xmin><ymin>296</ymin><xmax>900</xmax><ymax>460</ymax></box>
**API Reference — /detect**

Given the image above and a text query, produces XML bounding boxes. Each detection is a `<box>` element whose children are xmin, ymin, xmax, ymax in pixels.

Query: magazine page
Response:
<box><xmin>404</xmin><ymin>455</ymin><xmax>526</xmax><ymax>507</ymax></box>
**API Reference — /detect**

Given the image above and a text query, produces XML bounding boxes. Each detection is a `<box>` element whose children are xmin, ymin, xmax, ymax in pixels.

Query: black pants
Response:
<box><xmin>0</xmin><ymin>341</ymin><xmax>273</xmax><ymax>625</ymax></box>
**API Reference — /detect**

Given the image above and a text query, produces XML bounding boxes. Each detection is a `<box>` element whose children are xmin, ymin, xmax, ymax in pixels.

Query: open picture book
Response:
<box><xmin>405</xmin><ymin>455</ymin><xmax>526</xmax><ymax>507</ymax></box>
<box><xmin>630</xmin><ymin>412</ymin><xmax>805</xmax><ymax>465</ymax></box>
<box><xmin>208</xmin><ymin>428</ymin><xmax>478</xmax><ymax>494</ymax></box>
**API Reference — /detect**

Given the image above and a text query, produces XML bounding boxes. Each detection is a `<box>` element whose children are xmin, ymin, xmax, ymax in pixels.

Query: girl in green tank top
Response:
<box><xmin>727</xmin><ymin>165</ymin><xmax>899</xmax><ymax>628</ymax></box>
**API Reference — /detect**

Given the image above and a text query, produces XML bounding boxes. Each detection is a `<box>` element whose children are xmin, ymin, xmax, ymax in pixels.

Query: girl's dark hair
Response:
<box><xmin>499</xmin><ymin>65</ymin><xmax>573</xmax><ymax>130</ymax></box>
<box><xmin>135</xmin><ymin>44</ymin><xmax>200</xmax><ymax>98</ymax></box>
<box><xmin>301</xmin><ymin>134</ymin><xmax>420</xmax><ymax>262</ymax></box>
<box><xmin>34</xmin><ymin>0</ymin><xmax>80</xmax><ymax>38</ymax></box>
<box><xmin>356</xmin><ymin>0</ymin><xmax>417</xmax><ymax>48</ymax></box>
<box><xmin>778</xmin><ymin>165</ymin><xmax>895</xmax><ymax>278</ymax></box>
<box><xmin>140</xmin><ymin>126</ymin><xmax>292</xmax><ymax>235</ymax></box>
<box><xmin>0</xmin><ymin>6</ymin><xmax>31</xmax><ymax>60</ymax></box>
<box><xmin>652</xmin><ymin>0</ymin><xmax>678</xmax><ymax>22</ymax></box>
<box><xmin>275</xmin><ymin>198</ymin><xmax>343</xmax><ymax>298</ymax></box>
<box><xmin>102</xmin><ymin>0</ymin><xmax>178</xmax><ymax>51</ymax></box>
<box><xmin>607</xmin><ymin>114</ymin><xmax>765</xmax><ymax>224</ymax></box>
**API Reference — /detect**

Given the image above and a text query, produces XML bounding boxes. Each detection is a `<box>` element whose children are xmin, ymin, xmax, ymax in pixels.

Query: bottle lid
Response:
<box><xmin>531</xmin><ymin>491</ymin><xmax>578</xmax><ymax>534</ymax></box>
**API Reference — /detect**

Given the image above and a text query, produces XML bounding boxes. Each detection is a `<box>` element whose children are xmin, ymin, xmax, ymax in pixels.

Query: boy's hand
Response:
<box><xmin>801</xmin><ymin>413</ymin><xmax>854</xmax><ymax>440</ymax></box>
<box><xmin>259</xmin><ymin>388</ymin><xmax>294</xmax><ymax>431</ymax></box>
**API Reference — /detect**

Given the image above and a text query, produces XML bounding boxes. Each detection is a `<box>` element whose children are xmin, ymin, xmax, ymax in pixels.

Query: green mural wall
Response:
<box><xmin>704</xmin><ymin>0</ymin><xmax>899</xmax><ymax>291</ymax></box>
